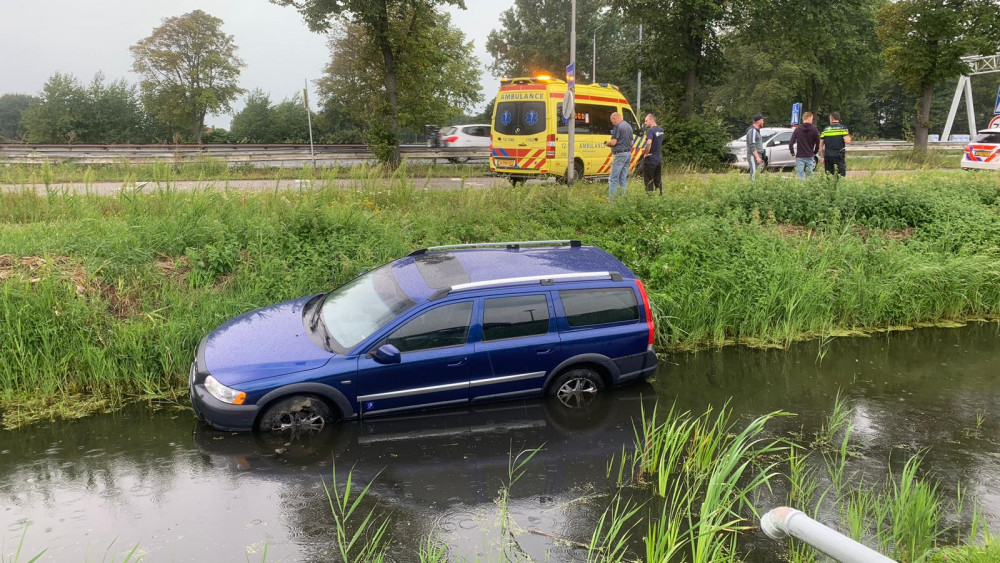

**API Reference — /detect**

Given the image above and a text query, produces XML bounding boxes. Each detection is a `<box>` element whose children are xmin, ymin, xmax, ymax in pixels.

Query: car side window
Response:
<box><xmin>385</xmin><ymin>302</ymin><xmax>473</xmax><ymax>353</ymax></box>
<box><xmin>482</xmin><ymin>294</ymin><xmax>550</xmax><ymax>341</ymax></box>
<box><xmin>772</xmin><ymin>132</ymin><xmax>793</xmax><ymax>146</ymax></box>
<box><xmin>559</xmin><ymin>288</ymin><xmax>638</xmax><ymax>327</ymax></box>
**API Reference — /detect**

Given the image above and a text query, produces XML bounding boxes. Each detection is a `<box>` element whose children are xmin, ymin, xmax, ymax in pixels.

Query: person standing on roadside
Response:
<box><xmin>819</xmin><ymin>112</ymin><xmax>851</xmax><ymax>177</ymax></box>
<box><xmin>641</xmin><ymin>113</ymin><xmax>664</xmax><ymax>195</ymax></box>
<box><xmin>789</xmin><ymin>111</ymin><xmax>820</xmax><ymax>179</ymax></box>
<box><xmin>605</xmin><ymin>111</ymin><xmax>634</xmax><ymax>197</ymax></box>
<box><xmin>746</xmin><ymin>114</ymin><xmax>765</xmax><ymax>181</ymax></box>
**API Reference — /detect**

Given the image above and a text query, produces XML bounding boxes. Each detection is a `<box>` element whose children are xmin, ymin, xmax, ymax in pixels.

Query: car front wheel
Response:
<box><xmin>258</xmin><ymin>395</ymin><xmax>334</xmax><ymax>434</ymax></box>
<box><xmin>548</xmin><ymin>368</ymin><xmax>605</xmax><ymax>409</ymax></box>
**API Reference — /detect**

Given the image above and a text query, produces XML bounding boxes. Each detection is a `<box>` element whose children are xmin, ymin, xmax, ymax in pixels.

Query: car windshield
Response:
<box><xmin>316</xmin><ymin>264</ymin><xmax>415</xmax><ymax>353</ymax></box>
<box><xmin>973</xmin><ymin>132</ymin><xmax>1000</xmax><ymax>143</ymax></box>
<box><xmin>736</xmin><ymin>131</ymin><xmax>780</xmax><ymax>143</ymax></box>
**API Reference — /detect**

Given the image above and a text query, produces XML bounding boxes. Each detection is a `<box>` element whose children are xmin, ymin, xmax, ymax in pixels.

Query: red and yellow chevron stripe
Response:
<box><xmin>491</xmin><ymin>148</ymin><xmax>548</xmax><ymax>171</ymax></box>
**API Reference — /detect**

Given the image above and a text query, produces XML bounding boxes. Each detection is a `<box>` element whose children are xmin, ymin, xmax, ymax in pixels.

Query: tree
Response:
<box><xmin>712</xmin><ymin>0</ymin><xmax>880</xmax><ymax>128</ymax></box>
<box><xmin>273</xmin><ymin>0</ymin><xmax>468</xmax><ymax>167</ymax></box>
<box><xmin>230</xmin><ymin>89</ymin><xmax>275</xmax><ymax>142</ymax></box>
<box><xmin>313</xmin><ymin>9</ymin><xmax>481</xmax><ymax>163</ymax></box>
<box><xmin>21</xmin><ymin>73</ymin><xmax>89</xmax><ymax>143</ymax></box>
<box><xmin>0</xmin><ymin>94</ymin><xmax>36</xmax><ymax>142</ymax></box>
<box><xmin>85</xmin><ymin>74</ymin><xmax>156</xmax><ymax>144</ymax></box>
<box><xmin>130</xmin><ymin>10</ymin><xmax>245</xmax><ymax>143</ymax></box>
<box><xmin>878</xmin><ymin>0</ymin><xmax>1000</xmax><ymax>151</ymax></box>
<box><xmin>619</xmin><ymin>0</ymin><xmax>729</xmax><ymax>119</ymax></box>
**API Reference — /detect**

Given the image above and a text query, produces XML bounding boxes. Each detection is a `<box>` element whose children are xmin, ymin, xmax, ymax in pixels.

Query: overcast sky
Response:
<box><xmin>0</xmin><ymin>0</ymin><xmax>514</xmax><ymax>128</ymax></box>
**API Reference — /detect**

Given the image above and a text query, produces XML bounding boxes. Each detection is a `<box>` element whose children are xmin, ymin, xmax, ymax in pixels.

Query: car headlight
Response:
<box><xmin>205</xmin><ymin>375</ymin><xmax>247</xmax><ymax>405</ymax></box>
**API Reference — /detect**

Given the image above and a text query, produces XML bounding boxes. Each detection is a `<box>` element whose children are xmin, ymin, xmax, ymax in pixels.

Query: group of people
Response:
<box><xmin>601</xmin><ymin>109</ymin><xmax>852</xmax><ymax>198</ymax></box>
<box><xmin>604</xmin><ymin>111</ymin><xmax>664</xmax><ymax>197</ymax></box>
<box><xmin>745</xmin><ymin>111</ymin><xmax>852</xmax><ymax>181</ymax></box>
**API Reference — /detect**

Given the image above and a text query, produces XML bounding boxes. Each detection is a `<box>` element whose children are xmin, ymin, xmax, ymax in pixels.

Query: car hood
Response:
<box><xmin>203</xmin><ymin>295</ymin><xmax>334</xmax><ymax>386</ymax></box>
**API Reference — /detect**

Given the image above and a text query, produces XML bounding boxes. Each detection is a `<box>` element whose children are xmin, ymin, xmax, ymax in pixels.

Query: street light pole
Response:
<box><xmin>567</xmin><ymin>0</ymin><xmax>576</xmax><ymax>185</ymax></box>
<box><xmin>592</xmin><ymin>22</ymin><xmax>607</xmax><ymax>83</ymax></box>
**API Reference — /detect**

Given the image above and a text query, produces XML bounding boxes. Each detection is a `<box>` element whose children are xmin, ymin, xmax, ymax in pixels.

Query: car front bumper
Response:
<box><xmin>189</xmin><ymin>361</ymin><xmax>260</xmax><ymax>432</ymax></box>
<box><xmin>961</xmin><ymin>159</ymin><xmax>999</xmax><ymax>171</ymax></box>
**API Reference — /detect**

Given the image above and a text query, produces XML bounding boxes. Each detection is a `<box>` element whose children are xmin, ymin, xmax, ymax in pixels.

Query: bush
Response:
<box><xmin>658</xmin><ymin>113</ymin><xmax>731</xmax><ymax>169</ymax></box>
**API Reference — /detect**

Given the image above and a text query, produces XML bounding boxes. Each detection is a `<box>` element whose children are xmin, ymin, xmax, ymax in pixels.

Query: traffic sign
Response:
<box><xmin>566</xmin><ymin>62</ymin><xmax>576</xmax><ymax>91</ymax></box>
<box><xmin>990</xmin><ymin>115</ymin><xmax>1000</xmax><ymax>129</ymax></box>
<box><xmin>562</xmin><ymin>91</ymin><xmax>575</xmax><ymax>120</ymax></box>
<box><xmin>994</xmin><ymin>85</ymin><xmax>1000</xmax><ymax>115</ymax></box>
<box><xmin>791</xmin><ymin>102</ymin><xmax>802</xmax><ymax>126</ymax></box>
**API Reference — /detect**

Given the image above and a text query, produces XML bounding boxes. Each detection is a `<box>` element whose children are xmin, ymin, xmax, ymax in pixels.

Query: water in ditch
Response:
<box><xmin>1</xmin><ymin>323</ymin><xmax>998</xmax><ymax>561</ymax></box>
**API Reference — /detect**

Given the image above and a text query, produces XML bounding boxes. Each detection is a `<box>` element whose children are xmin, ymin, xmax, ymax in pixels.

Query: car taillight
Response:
<box><xmin>635</xmin><ymin>279</ymin><xmax>655</xmax><ymax>348</ymax></box>
<box><xmin>546</xmin><ymin>134</ymin><xmax>556</xmax><ymax>158</ymax></box>
<box><xmin>445</xmin><ymin>136</ymin><xmax>458</xmax><ymax>143</ymax></box>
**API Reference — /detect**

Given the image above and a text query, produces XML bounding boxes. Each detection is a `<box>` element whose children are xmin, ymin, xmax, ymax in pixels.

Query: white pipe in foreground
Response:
<box><xmin>760</xmin><ymin>507</ymin><xmax>897</xmax><ymax>563</ymax></box>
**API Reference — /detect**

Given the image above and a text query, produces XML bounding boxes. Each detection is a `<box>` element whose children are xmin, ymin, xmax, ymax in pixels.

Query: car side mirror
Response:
<box><xmin>372</xmin><ymin>344</ymin><xmax>401</xmax><ymax>365</ymax></box>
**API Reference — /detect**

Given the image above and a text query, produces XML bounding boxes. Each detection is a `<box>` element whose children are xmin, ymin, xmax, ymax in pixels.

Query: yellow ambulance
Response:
<box><xmin>489</xmin><ymin>76</ymin><xmax>644</xmax><ymax>185</ymax></box>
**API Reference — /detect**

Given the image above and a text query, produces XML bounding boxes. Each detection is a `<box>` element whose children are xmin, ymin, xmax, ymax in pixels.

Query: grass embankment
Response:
<box><xmin>1</xmin><ymin>170</ymin><xmax>999</xmax><ymax>426</ymax></box>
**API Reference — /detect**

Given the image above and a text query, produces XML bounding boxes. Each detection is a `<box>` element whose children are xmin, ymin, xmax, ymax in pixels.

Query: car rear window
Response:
<box><xmin>494</xmin><ymin>101</ymin><xmax>546</xmax><ymax>136</ymax></box>
<box><xmin>483</xmin><ymin>294</ymin><xmax>550</xmax><ymax>341</ymax></box>
<box><xmin>974</xmin><ymin>132</ymin><xmax>1000</xmax><ymax>143</ymax></box>
<box><xmin>558</xmin><ymin>288</ymin><xmax>638</xmax><ymax>327</ymax></box>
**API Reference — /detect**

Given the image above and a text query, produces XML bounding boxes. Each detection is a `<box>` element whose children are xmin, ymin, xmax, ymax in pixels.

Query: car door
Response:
<box><xmin>471</xmin><ymin>293</ymin><xmax>560</xmax><ymax>401</ymax></box>
<box><xmin>766</xmin><ymin>132</ymin><xmax>794</xmax><ymax>168</ymax></box>
<box><xmin>356</xmin><ymin>300</ymin><xmax>477</xmax><ymax>416</ymax></box>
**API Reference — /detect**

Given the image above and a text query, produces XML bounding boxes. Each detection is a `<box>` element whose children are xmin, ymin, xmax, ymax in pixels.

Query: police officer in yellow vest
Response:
<box><xmin>819</xmin><ymin>112</ymin><xmax>852</xmax><ymax>177</ymax></box>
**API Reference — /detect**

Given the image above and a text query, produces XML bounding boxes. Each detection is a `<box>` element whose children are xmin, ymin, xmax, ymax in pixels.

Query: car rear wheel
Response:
<box><xmin>258</xmin><ymin>395</ymin><xmax>334</xmax><ymax>435</ymax></box>
<box><xmin>548</xmin><ymin>368</ymin><xmax>605</xmax><ymax>409</ymax></box>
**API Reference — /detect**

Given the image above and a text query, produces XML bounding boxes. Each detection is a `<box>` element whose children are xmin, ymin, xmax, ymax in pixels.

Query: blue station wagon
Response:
<box><xmin>189</xmin><ymin>240</ymin><xmax>657</xmax><ymax>433</ymax></box>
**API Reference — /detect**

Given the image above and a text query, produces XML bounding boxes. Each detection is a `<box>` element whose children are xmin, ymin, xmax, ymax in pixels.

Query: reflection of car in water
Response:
<box><xmin>192</xmin><ymin>382</ymin><xmax>657</xmax><ymax>486</ymax></box>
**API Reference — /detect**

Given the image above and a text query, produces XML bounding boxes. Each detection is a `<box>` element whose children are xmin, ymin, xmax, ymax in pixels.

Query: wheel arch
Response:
<box><xmin>543</xmin><ymin>354</ymin><xmax>620</xmax><ymax>392</ymax></box>
<box><xmin>254</xmin><ymin>383</ymin><xmax>356</xmax><ymax>428</ymax></box>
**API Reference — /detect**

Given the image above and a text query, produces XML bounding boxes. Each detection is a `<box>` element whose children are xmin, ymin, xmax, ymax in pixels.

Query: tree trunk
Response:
<box><xmin>193</xmin><ymin>106</ymin><xmax>205</xmax><ymax>144</ymax></box>
<box><xmin>914</xmin><ymin>85</ymin><xmax>934</xmax><ymax>154</ymax></box>
<box><xmin>680</xmin><ymin>65</ymin><xmax>697</xmax><ymax>120</ymax></box>
<box><xmin>374</xmin><ymin>1</ymin><xmax>402</xmax><ymax>169</ymax></box>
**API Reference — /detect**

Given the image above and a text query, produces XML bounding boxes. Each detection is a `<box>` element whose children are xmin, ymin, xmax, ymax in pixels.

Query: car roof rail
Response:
<box><xmin>408</xmin><ymin>240</ymin><xmax>582</xmax><ymax>256</ymax></box>
<box><xmin>427</xmin><ymin>270</ymin><xmax>623</xmax><ymax>300</ymax></box>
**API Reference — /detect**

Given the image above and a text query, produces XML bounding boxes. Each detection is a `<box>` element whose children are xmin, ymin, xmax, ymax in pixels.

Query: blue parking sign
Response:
<box><xmin>994</xmin><ymin>85</ymin><xmax>1000</xmax><ymax>115</ymax></box>
<box><xmin>791</xmin><ymin>102</ymin><xmax>802</xmax><ymax>125</ymax></box>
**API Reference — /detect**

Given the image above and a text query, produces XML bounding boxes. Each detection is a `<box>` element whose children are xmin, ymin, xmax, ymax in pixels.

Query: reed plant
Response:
<box><xmin>323</xmin><ymin>463</ymin><xmax>389</xmax><ymax>563</ymax></box>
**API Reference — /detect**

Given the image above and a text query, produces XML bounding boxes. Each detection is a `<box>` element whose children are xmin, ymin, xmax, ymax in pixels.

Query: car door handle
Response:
<box><xmin>535</xmin><ymin>347</ymin><xmax>553</xmax><ymax>355</ymax></box>
<box><xmin>447</xmin><ymin>357</ymin><xmax>468</xmax><ymax>367</ymax></box>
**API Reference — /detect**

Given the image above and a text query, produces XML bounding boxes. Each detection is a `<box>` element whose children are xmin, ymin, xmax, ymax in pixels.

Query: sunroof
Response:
<box><xmin>413</xmin><ymin>253</ymin><xmax>471</xmax><ymax>289</ymax></box>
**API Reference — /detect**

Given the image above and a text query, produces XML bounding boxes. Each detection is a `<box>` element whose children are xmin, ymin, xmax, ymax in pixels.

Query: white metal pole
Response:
<box><xmin>304</xmin><ymin>79</ymin><xmax>316</xmax><ymax>167</ymax></box>
<box><xmin>761</xmin><ymin>507</ymin><xmax>897</xmax><ymax>563</ymax></box>
<box><xmin>964</xmin><ymin>77</ymin><xmax>977</xmax><ymax>137</ymax></box>
<box><xmin>942</xmin><ymin>75</ymin><xmax>968</xmax><ymax>142</ymax></box>
<box><xmin>568</xmin><ymin>0</ymin><xmax>576</xmax><ymax>185</ymax></box>
<box><xmin>637</xmin><ymin>24</ymin><xmax>642</xmax><ymax>113</ymax></box>
<box><xmin>593</xmin><ymin>30</ymin><xmax>597</xmax><ymax>83</ymax></box>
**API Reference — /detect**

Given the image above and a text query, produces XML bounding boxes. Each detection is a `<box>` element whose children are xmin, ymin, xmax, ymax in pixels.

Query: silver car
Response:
<box><xmin>728</xmin><ymin>127</ymin><xmax>797</xmax><ymax>170</ymax></box>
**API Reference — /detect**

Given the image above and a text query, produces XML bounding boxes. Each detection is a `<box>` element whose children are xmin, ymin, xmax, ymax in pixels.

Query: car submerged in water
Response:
<box><xmin>189</xmin><ymin>240</ymin><xmax>657</xmax><ymax>434</ymax></box>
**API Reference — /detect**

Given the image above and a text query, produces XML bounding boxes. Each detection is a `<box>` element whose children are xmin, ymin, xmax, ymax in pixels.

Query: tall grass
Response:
<box><xmin>1</xmin><ymin>171</ymin><xmax>1000</xmax><ymax>425</ymax></box>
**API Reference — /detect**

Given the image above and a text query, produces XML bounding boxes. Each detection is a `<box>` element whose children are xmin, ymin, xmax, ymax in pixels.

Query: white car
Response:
<box><xmin>961</xmin><ymin>128</ymin><xmax>1000</xmax><ymax>171</ymax></box>
<box><xmin>728</xmin><ymin>127</ymin><xmax>798</xmax><ymax>170</ymax></box>
<box><xmin>441</xmin><ymin>124</ymin><xmax>491</xmax><ymax>148</ymax></box>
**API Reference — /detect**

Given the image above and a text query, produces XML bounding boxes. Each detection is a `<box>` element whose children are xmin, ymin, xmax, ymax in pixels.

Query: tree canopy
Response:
<box><xmin>130</xmin><ymin>10</ymin><xmax>245</xmax><ymax>143</ymax></box>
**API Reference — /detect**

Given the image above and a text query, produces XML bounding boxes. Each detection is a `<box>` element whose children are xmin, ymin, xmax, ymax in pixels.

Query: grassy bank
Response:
<box><xmin>1</xmin><ymin>170</ymin><xmax>1000</xmax><ymax>425</ymax></box>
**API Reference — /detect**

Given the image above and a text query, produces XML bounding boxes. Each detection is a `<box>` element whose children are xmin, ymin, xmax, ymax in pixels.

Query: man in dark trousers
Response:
<box><xmin>819</xmin><ymin>112</ymin><xmax>852</xmax><ymax>177</ymax></box>
<box><xmin>789</xmin><ymin>111</ymin><xmax>821</xmax><ymax>179</ymax></box>
<box><xmin>641</xmin><ymin>113</ymin><xmax>664</xmax><ymax>195</ymax></box>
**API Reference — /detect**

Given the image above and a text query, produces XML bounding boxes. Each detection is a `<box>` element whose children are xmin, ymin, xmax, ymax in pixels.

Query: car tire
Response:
<box><xmin>547</xmin><ymin>367</ymin><xmax>605</xmax><ymax>409</ymax></box>
<box><xmin>258</xmin><ymin>395</ymin><xmax>336</xmax><ymax>434</ymax></box>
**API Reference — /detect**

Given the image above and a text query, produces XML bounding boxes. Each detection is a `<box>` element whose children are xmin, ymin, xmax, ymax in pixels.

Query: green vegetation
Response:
<box><xmin>1</xmin><ymin>170</ymin><xmax>1000</xmax><ymax>426</ymax></box>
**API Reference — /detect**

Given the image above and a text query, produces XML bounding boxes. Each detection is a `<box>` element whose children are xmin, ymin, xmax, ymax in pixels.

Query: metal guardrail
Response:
<box><xmin>0</xmin><ymin>140</ymin><xmax>967</xmax><ymax>165</ymax></box>
<box><xmin>761</xmin><ymin>507</ymin><xmax>897</xmax><ymax>562</ymax></box>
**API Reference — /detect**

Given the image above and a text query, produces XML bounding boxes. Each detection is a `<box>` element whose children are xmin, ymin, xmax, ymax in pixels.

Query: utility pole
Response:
<box><xmin>592</xmin><ymin>22</ymin><xmax>606</xmax><ymax>83</ymax></box>
<box><xmin>637</xmin><ymin>24</ymin><xmax>642</xmax><ymax>113</ymax></box>
<box><xmin>303</xmin><ymin>79</ymin><xmax>316</xmax><ymax>167</ymax></box>
<box><xmin>567</xmin><ymin>0</ymin><xmax>577</xmax><ymax>185</ymax></box>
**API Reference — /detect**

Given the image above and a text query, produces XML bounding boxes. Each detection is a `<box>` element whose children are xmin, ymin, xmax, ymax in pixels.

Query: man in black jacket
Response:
<box><xmin>819</xmin><ymin>112</ymin><xmax>852</xmax><ymax>177</ymax></box>
<box><xmin>789</xmin><ymin>111</ymin><xmax>820</xmax><ymax>179</ymax></box>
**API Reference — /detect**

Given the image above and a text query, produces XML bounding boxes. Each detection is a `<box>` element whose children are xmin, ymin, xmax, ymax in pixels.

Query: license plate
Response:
<box><xmin>974</xmin><ymin>150</ymin><xmax>994</xmax><ymax>158</ymax></box>
<box><xmin>494</xmin><ymin>158</ymin><xmax>517</xmax><ymax>168</ymax></box>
